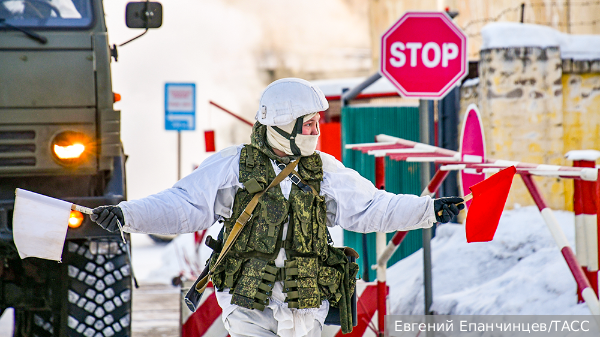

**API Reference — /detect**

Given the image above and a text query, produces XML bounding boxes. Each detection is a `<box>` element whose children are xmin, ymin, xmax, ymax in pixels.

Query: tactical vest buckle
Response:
<box><xmin>290</xmin><ymin>174</ymin><xmax>301</xmax><ymax>185</ymax></box>
<box><xmin>237</xmin><ymin>211</ymin><xmax>253</xmax><ymax>226</ymax></box>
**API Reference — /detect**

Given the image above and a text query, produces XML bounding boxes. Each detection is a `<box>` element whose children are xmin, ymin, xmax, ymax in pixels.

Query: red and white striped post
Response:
<box><xmin>566</xmin><ymin>150</ymin><xmax>600</xmax><ymax>301</ymax></box>
<box><xmin>521</xmin><ymin>173</ymin><xmax>600</xmax><ymax>318</ymax></box>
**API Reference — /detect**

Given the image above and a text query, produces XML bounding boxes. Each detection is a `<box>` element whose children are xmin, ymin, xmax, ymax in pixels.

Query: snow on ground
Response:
<box><xmin>389</xmin><ymin>206</ymin><xmax>590</xmax><ymax>316</ymax></box>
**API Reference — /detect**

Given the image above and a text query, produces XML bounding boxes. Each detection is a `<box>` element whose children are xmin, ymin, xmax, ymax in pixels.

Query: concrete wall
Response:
<box><xmin>478</xmin><ymin>47</ymin><xmax>565</xmax><ymax>209</ymax></box>
<box><xmin>459</xmin><ymin>51</ymin><xmax>600</xmax><ymax>211</ymax></box>
<box><xmin>562</xmin><ymin>64</ymin><xmax>600</xmax><ymax>210</ymax></box>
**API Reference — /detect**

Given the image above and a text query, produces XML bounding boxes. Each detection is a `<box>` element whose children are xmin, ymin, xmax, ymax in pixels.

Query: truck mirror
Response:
<box><xmin>125</xmin><ymin>2</ymin><xmax>163</xmax><ymax>29</ymax></box>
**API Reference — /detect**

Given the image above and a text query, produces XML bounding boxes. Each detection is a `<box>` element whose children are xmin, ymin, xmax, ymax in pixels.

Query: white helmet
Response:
<box><xmin>255</xmin><ymin>78</ymin><xmax>329</xmax><ymax>126</ymax></box>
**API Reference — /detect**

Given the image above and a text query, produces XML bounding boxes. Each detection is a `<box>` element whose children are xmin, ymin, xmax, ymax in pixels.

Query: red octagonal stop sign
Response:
<box><xmin>381</xmin><ymin>12</ymin><xmax>468</xmax><ymax>99</ymax></box>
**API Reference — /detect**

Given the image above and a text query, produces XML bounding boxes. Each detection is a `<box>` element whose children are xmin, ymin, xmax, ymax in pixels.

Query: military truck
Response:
<box><xmin>0</xmin><ymin>1</ymin><xmax>161</xmax><ymax>335</ymax></box>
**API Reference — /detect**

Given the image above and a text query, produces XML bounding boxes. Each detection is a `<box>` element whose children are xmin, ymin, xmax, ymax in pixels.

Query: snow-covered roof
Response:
<box><xmin>481</xmin><ymin>22</ymin><xmax>600</xmax><ymax>61</ymax></box>
<box><xmin>311</xmin><ymin>76</ymin><xmax>398</xmax><ymax>98</ymax></box>
<box><xmin>561</xmin><ymin>35</ymin><xmax>600</xmax><ymax>61</ymax></box>
<box><xmin>462</xmin><ymin>77</ymin><xmax>479</xmax><ymax>88</ymax></box>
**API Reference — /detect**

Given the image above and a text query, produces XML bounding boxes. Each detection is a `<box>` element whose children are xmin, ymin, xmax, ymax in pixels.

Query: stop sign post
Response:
<box><xmin>379</xmin><ymin>12</ymin><xmax>468</xmax><ymax>321</ymax></box>
<box><xmin>381</xmin><ymin>12</ymin><xmax>467</xmax><ymax>99</ymax></box>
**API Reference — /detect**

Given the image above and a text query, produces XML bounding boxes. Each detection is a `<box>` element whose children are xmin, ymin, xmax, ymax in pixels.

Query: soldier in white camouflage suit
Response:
<box><xmin>91</xmin><ymin>78</ymin><xmax>463</xmax><ymax>337</ymax></box>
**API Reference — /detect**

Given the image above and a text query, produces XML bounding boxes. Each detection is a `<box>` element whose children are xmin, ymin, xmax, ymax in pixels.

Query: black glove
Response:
<box><xmin>434</xmin><ymin>197</ymin><xmax>465</xmax><ymax>223</ymax></box>
<box><xmin>90</xmin><ymin>205</ymin><xmax>124</xmax><ymax>232</ymax></box>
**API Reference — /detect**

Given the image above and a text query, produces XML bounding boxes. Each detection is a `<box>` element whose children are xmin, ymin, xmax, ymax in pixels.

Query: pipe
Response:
<box><xmin>375</xmin><ymin>152</ymin><xmax>386</xmax><ymax>335</ymax></box>
<box><xmin>209</xmin><ymin>101</ymin><xmax>254</xmax><ymax>127</ymax></box>
<box><xmin>341</xmin><ymin>73</ymin><xmax>382</xmax><ymax>106</ymax></box>
<box><xmin>375</xmin><ymin>156</ymin><xmax>385</xmax><ymax>190</ymax></box>
<box><xmin>376</xmin><ymin>232</ymin><xmax>386</xmax><ymax>336</ymax></box>
<box><xmin>325</xmin><ymin>92</ymin><xmax>399</xmax><ymax>101</ymax></box>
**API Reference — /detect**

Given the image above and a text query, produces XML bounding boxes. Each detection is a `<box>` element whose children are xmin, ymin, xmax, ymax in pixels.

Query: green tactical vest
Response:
<box><xmin>209</xmin><ymin>144</ymin><xmax>357</xmax><ymax>313</ymax></box>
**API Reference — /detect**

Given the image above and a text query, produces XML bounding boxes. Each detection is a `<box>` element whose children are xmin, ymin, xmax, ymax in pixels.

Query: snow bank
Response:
<box><xmin>388</xmin><ymin>206</ymin><xmax>590</xmax><ymax>315</ymax></box>
<box><xmin>481</xmin><ymin>22</ymin><xmax>600</xmax><ymax>61</ymax></box>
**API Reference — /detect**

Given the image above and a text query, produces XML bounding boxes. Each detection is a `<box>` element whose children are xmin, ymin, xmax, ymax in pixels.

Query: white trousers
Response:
<box><xmin>224</xmin><ymin>306</ymin><xmax>323</xmax><ymax>337</ymax></box>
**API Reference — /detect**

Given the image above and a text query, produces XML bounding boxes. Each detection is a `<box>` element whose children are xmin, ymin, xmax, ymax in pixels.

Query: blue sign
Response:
<box><xmin>165</xmin><ymin>83</ymin><xmax>196</xmax><ymax>131</ymax></box>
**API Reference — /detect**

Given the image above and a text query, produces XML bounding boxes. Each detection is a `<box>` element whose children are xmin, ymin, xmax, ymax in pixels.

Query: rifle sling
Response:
<box><xmin>195</xmin><ymin>158</ymin><xmax>300</xmax><ymax>294</ymax></box>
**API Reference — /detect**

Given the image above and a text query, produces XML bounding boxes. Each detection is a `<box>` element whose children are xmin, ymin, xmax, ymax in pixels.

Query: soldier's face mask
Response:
<box><xmin>267</xmin><ymin>113</ymin><xmax>320</xmax><ymax>156</ymax></box>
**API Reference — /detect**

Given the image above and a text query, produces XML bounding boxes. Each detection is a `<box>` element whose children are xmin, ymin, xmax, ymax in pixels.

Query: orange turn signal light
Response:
<box><xmin>69</xmin><ymin>210</ymin><xmax>84</xmax><ymax>228</ymax></box>
<box><xmin>113</xmin><ymin>93</ymin><xmax>121</xmax><ymax>103</ymax></box>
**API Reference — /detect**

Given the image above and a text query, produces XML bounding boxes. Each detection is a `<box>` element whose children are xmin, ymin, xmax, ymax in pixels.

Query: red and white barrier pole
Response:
<box><xmin>566</xmin><ymin>150</ymin><xmax>600</xmax><ymax>300</ymax></box>
<box><xmin>521</xmin><ymin>173</ymin><xmax>600</xmax><ymax>317</ymax></box>
<box><xmin>573</xmin><ymin>171</ymin><xmax>587</xmax><ymax>268</ymax></box>
<box><xmin>575</xmin><ymin>159</ymin><xmax>599</xmax><ymax>300</ymax></box>
<box><xmin>573</xmin><ymin>170</ymin><xmax>587</xmax><ymax>303</ymax></box>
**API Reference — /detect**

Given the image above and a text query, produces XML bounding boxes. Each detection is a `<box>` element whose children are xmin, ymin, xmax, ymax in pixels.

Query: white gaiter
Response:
<box><xmin>266</xmin><ymin>113</ymin><xmax>319</xmax><ymax>156</ymax></box>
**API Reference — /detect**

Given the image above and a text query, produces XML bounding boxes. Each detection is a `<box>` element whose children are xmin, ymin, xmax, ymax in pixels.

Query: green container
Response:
<box><xmin>341</xmin><ymin>105</ymin><xmax>426</xmax><ymax>281</ymax></box>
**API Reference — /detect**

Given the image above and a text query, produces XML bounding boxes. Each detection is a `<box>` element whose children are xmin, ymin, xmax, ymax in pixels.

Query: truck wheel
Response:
<box><xmin>64</xmin><ymin>239</ymin><xmax>132</xmax><ymax>337</ymax></box>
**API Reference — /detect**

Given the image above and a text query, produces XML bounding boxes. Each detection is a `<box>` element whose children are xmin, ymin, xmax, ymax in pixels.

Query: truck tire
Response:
<box><xmin>64</xmin><ymin>239</ymin><xmax>132</xmax><ymax>337</ymax></box>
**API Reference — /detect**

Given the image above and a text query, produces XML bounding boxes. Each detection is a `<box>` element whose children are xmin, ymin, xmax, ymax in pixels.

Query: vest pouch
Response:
<box><xmin>298</xmin><ymin>154</ymin><xmax>324</xmax><ymax>181</ymax></box>
<box><xmin>317</xmin><ymin>265</ymin><xmax>342</xmax><ymax>304</ymax></box>
<box><xmin>312</xmin><ymin>195</ymin><xmax>328</xmax><ymax>257</ymax></box>
<box><xmin>323</xmin><ymin>246</ymin><xmax>360</xmax><ymax>334</ymax></box>
<box><xmin>243</xmin><ymin>178</ymin><xmax>265</xmax><ymax>194</ymax></box>
<box><xmin>231</xmin><ymin>258</ymin><xmax>277</xmax><ymax>311</ymax></box>
<box><xmin>284</xmin><ymin>257</ymin><xmax>320</xmax><ymax>309</ymax></box>
<box><xmin>245</xmin><ymin>191</ymin><xmax>287</xmax><ymax>254</ymax></box>
<box><xmin>209</xmin><ymin>254</ymin><xmax>243</xmax><ymax>290</ymax></box>
<box><xmin>224</xmin><ymin>257</ymin><xmax>244</xmax><ymax>289</ymax></box>
<box><xmin>289</xmin><ymin>191</ymin><xmax>315</xmax><ymax>254</ymax></box>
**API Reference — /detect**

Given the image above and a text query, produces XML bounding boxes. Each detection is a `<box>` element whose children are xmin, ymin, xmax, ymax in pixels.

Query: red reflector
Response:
<box><xmin>204</xmin><ymin>130</ymin><xmax>215</xmax><ymax>152</ymax></box>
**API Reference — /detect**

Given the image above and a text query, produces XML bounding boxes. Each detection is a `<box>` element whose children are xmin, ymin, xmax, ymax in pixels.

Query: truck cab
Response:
<box><xmin>0</xmin><ymin>1</ymin><xmax>161</xmax><ymax>335</ymax></box>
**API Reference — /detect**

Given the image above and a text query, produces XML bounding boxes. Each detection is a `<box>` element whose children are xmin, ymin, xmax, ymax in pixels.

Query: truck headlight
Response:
<box><xmin>51</xmin><ymin>131</ymin><xmax>91</xmax><ymax>164</ymax></box>
<box><xmin>54</xmin><ymin>144</ymin><xmax>85</xmax><ymax>159</ymax></box>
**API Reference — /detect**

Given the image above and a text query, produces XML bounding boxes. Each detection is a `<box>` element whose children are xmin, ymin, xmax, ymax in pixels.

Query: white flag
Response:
<box><xmin>13</xmin><ymin>188</ymin><xmax>72</xmax><ymax>261</ymax></box>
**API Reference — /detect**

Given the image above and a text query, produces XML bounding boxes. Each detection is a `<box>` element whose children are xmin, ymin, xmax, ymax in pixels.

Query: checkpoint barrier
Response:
<box><xmin>180</xmin><ymin>281</ymin><xmax>228</xmax><ymax>337</ymax></box>
<box><xmin>566</xmin><ymin>150</ymin><xmax>600</xmax><ymax>303</ymax></box>
<box><xmin>347</xmin><ymin>132</ymin><xmax>600</xmax><ymax>333</ymax></box>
